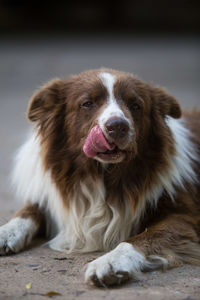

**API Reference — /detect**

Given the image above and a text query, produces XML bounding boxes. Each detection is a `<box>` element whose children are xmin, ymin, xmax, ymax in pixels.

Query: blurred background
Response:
<box><xmin>0</xmin><ymin>0</ymin><xmax>199</xmax><ymax>212</ymax></box>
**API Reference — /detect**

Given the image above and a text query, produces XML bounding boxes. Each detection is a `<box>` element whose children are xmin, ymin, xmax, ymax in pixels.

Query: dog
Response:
<box><xmin>0</xmin><ymin>68</ymin><xmax>200</xmax><ymax>287</ymax></box>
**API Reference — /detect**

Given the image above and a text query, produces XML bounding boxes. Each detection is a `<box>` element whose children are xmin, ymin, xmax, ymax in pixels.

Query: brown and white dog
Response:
<box><xmin>0</xmin><ymin>68</ymin><xmax>200</xmax><ymax>286</ymax></box>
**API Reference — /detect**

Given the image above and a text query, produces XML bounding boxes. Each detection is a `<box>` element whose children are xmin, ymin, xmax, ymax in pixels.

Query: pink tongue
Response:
<box><xmin>83</xmin><ymin>125</ymin><xmax>115</xmax><ymax>157</ymax></box>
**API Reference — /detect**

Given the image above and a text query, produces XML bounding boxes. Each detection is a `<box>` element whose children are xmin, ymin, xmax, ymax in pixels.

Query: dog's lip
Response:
<box><xmin>96</xmin><ymin>147</ymin><xmax>126</xmax><ymax>161</ymax></box>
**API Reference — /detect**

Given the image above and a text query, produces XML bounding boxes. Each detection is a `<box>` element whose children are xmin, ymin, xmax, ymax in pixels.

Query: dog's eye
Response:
<box><xmin>131</xmin><ymin>103</ymin><xmax>140</xmax><ymax>110</ymax></box>
<box><xmin>82</xmin><ymin>101</ymin><xmax>95</xmax><ymax>109</ymax></box>
<box><xmin>128</xmin><ymin>101</ymin><xmax>141</xmax><ymax>111</ymax></box>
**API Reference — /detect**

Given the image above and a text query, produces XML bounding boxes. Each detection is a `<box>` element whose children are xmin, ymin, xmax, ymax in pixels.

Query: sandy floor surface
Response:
<box><xmin>0</xmin><ymin>215</ymin><xmax>200</xmax><ymax>300</ymax></box>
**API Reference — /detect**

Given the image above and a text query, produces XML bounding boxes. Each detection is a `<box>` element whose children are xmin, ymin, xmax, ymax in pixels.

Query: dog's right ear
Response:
<box><xmin>27</xmin><ymin>79</ymin><xmax>64</xmax><ymax>122</ymax></box>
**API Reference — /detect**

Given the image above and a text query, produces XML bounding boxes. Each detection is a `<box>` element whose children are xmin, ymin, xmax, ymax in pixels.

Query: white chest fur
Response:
<box><xmin>49</xmin><ymin>177</ymin><xmax>135</xmax><ymax>253</ymax></box>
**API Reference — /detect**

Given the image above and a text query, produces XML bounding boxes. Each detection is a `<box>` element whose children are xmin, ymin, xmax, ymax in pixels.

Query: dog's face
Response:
<box><xmin>27</xmin><ymin>69</ymin><xmax>181</xmax><ymax>164</ymax></box>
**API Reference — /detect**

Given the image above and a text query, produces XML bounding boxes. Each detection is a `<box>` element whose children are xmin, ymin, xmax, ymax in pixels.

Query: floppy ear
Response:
<box><xmin>152</xmin><ymin>86</ymin><xmax>182</xmax><ymax>119</ymax></box>
<box><xmin>27</xmin><ymin>79</ymin><xmax>64</xmax><ymax>122</ymax></box>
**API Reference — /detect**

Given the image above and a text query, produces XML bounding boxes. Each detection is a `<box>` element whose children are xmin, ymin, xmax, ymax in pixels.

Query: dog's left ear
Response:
<box><xmin>27</xmin><ymin>79</ymin><xmax>64</xmax><ymax>122</ymax></box>
<box><xmin>152</xmin><ymin>87</ymin><xmax>182</xmax><ymax>119</ymax></box>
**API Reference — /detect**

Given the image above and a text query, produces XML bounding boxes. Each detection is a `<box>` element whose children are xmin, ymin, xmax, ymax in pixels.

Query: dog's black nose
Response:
<box><xmin>105</xmin><ymin>118</ymin><xmax>129</xmax><ymax>140</ymax></box>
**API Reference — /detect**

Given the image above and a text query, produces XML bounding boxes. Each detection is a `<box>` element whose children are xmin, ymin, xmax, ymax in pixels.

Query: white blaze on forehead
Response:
<box><xmin>98</xmin><ymin>72</ymin><xmax>130</xmax><ymax>129</ymax></box>
<box><xmin>100</xmin><ymin>72</ymin><xmax>116</xmax><ymax>97</ymax></box>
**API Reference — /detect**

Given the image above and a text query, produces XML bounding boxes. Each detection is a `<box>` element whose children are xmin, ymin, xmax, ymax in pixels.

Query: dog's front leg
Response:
<box><xmin>0</xmin><ymin>203</ymin><xmax>45</xmax><ymax>255</ymax></box>
<box><xmin>85</xmin><ymin>214</ymin><xmax>200</xmax><ymax>287</ymax></box>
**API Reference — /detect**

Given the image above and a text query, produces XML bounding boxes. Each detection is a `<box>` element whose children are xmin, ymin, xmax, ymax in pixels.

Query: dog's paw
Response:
<box><xmin>85</xmin><ymin>242</ymin><xmax>147</xmax><ymax>287</ymax></box>
<box><xmin>0</xmin><ymin>217</ymin><xmax>37</xmax><ymax>255</ymax></box>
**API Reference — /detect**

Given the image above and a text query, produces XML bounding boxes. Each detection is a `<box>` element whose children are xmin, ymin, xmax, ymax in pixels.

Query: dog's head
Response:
<box><xmin>27</xmin><ymin>68</ymin><xmax>181</xmax><ymax>165</ymax></box>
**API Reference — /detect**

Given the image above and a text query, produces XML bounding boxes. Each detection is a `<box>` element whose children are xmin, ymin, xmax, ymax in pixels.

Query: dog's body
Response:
<box><xmin>0</xmin><ymin>68</ymin><xmax>200</xmax><ymax>286</ymax></box>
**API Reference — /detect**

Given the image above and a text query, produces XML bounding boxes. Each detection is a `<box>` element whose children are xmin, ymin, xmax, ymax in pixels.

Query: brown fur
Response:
<box><xmin>14</xmin><ymin>203</ymin><xmax>45</xmax><ymax>235</ymax></box>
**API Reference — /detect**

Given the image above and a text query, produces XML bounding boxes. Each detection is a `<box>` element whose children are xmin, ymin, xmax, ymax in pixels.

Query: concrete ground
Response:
<box><xmin>0</xmin><ymin>34</ymin><xmax>200</xmax><ymax>299</ymax></box>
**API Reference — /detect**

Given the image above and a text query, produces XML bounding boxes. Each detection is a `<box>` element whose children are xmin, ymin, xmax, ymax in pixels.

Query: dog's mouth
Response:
<box><xmin>83</xmin><ymin>125</ymin><xmax>126</xmax><ymax>163</ymax></box>
<box><xmin>97</xmin><ymin>146</ymin><xmax>125</xmax><ymax>162</ymax></box>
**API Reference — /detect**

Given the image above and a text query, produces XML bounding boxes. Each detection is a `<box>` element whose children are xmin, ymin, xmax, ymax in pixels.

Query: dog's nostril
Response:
<box><xmin>105</xmin><ymin>118</ymin><xmax>129</xmax><ymax>139</ymax></box>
